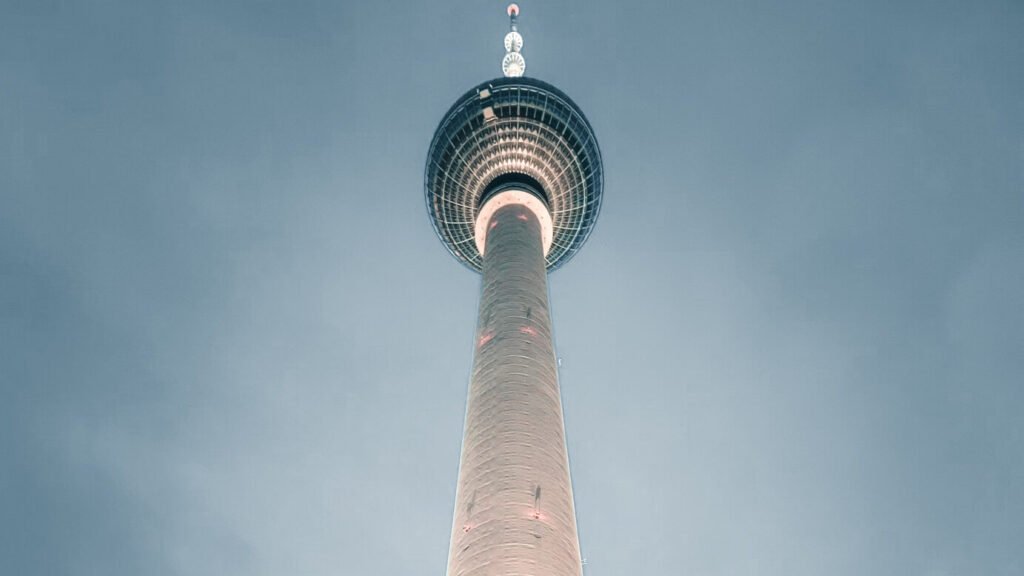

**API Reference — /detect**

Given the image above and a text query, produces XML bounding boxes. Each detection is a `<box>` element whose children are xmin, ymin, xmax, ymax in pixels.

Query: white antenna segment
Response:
<box><xmin>502</xmin><ymin>4</ymin><xmax>525</xmax><ymax>77</ymax></box>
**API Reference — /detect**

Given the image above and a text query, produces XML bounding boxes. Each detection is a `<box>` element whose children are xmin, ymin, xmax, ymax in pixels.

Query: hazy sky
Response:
<box><xmin>2</xmin><ymin>1</ymin><xmax>1022</xmax><ymax>575</ymax></box>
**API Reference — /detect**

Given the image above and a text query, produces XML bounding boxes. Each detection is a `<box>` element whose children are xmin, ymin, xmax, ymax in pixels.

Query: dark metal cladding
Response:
<box><xmin>425</xmin><ymin>77</ymin><xmax>604</xmax><ymax>272</ymax></box>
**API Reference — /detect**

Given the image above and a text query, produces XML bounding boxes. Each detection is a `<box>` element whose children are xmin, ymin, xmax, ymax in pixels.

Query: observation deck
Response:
<box><xmin>425</xmin><ymin>76</ymin><xmax>604</xmax><ymax>272</ymax></box>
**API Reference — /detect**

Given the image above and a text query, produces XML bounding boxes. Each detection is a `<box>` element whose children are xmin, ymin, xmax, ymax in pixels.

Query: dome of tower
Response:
<box><xmin>424</xmin><ymin>76</ymin><xmax>604</xmax><ymax>272</ymax></box>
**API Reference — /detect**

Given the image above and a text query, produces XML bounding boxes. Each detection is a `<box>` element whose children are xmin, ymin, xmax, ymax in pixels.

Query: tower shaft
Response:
<box><xmin>447</xmin><ymin>200</ymin><xmax>582</xmax><ymax>576</ymax></box>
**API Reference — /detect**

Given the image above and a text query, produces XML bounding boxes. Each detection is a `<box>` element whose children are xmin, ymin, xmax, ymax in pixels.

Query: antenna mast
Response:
<box><xmin>502</xmin><ymin>4</ymin><xmax>526</xmax><ymax>77</ymax></box>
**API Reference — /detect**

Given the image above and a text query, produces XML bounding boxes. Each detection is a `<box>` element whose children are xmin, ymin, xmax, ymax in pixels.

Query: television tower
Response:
<box><xmin>425</xmin><ymin>4</ymin><xmax>603</xmax><ymax>576</ymax></box>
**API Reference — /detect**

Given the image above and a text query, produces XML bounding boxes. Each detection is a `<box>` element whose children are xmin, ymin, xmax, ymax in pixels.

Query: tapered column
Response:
<box><xmin>446</xmin><ymin>199</ymin><xmax>582</xmax><ymax>576</ymax></box>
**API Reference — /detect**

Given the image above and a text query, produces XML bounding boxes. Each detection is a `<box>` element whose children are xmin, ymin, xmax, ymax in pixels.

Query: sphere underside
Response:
<box><xmin>425</xmin><ymin>77</ymin><xmax>603</xmax><ymax>272</ymax></box>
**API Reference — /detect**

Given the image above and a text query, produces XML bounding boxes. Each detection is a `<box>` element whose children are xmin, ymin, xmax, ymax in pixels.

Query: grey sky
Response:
<box><xmin>1</xmin><ymin>1</ymin><xmax>1021</xmax><ymax>575</ymax></box>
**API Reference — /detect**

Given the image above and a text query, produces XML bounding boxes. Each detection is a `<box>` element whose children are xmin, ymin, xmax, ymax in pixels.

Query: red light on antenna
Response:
<box><xmin>507</xmin><ymin>3</ymin><xmax>520</xmax><ymax>16</ymax></box>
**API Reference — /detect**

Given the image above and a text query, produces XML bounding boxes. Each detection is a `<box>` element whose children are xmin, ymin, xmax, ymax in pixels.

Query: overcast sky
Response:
<box><xmin>2</xmin><ymin>1</ymin><xmax>1022</xmax><ymax>575</ymax></box>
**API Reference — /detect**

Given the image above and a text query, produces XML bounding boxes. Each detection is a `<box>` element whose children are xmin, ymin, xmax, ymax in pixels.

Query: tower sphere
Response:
<box><xmin>425</xmin><ymin>76</ymin><xmax>604</xmax><ymax>272</ymax></box>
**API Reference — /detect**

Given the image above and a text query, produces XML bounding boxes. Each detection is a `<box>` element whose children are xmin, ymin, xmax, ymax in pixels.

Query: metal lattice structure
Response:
<box><xmin>425</xmin><ymin>76</ymin><xmax>604</xmax><ymax>272</ymax></box>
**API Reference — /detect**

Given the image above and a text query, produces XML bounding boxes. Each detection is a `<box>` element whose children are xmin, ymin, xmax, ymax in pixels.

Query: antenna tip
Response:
<box><xmin>507</xmin><ymin>3</ymin><xmax>520</xmax><ymax>16</ymax></box>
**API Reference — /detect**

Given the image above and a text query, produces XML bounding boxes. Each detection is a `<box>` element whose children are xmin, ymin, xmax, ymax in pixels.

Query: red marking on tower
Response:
<box><xmin>516</xmin><ymin>212</ymin><xmax>529</xmax><ymax>221</ymax></box>
<box><xmin>519</xmin><ymin>326</ymin><xmax>537</xmax><ymax>336</ymax></box>
<box><xmin>478</xmin><ymin>331</ymin><xmax>495</xmax><ymax>347</ymax></box>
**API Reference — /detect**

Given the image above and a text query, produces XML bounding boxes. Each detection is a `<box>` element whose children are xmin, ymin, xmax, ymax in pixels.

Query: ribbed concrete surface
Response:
<box><xmin>446</xmin><ymin>201</ymin><xmax>582</xmax><ymax>576</ymax></box>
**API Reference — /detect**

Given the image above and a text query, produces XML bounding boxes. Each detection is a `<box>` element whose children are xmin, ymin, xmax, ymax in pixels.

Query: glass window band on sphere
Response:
<box><xmin>424</xmin><ymin>76</ymin><xmax>604</xmax><ymax>273</ymax></box>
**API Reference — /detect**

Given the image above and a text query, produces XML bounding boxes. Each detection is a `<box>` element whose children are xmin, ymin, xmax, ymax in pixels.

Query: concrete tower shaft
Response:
<box><xmin>446</xmin><ymin>198</ymin><xmax>582</xmax><ymax>576</ymax></box>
